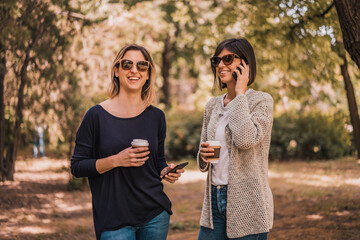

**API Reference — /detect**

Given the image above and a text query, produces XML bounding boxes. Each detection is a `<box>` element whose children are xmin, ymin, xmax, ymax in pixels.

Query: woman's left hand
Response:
<box><xmin>160</xmin><ymin>164</ymin><xmax>184</xmax><ymax>183</ymax></box>
<box><xmin>234</xmin><ymin>59</ymin><xmax>250</xmax><ymax>95</ymax></box>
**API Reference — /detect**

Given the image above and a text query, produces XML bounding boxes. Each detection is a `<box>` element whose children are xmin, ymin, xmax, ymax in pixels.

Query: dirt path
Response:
<box><xmin>0</xmin><ymin>157</ymin><xmax>359</xmax><ymax>239</ymax></box>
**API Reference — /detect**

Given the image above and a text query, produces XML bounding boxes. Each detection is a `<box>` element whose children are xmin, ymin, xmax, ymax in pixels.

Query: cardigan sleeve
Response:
<box><xmin>227</xmin><ymin>92</ymin><xmax>273</xmax><ymax>150</ymax></box>
<box><xmin>71</xmin><ymin>108</ymin><xmax>100</xmax><ymax>178</ymax></box>
<box><xmin>197</xmin><ymin>99</ymin><xmax>215</xmax><ymax>172</ymax></box>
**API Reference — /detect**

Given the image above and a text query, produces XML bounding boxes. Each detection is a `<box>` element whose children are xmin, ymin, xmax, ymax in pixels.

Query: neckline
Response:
<box><xmin>221</xmin><ymin>94</ymin><xmax>228</xmax><ymax>109</ymax></box>
<box><xmin>97</xmin><ymin>105</ymin><xmax>151</xmax><ymax>120</ymax></box>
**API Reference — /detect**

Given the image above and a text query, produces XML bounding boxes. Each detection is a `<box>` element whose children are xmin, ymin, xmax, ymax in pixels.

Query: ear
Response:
<box><xmin>114</xmin><ymin>67</ymin><xmax>119</xmax><ymax>77</ymax></box>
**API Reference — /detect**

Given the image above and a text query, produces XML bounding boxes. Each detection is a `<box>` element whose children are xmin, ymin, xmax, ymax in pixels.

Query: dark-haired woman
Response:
<box><xmin>197</xmin><ymin>38</ymin><xmax>274</xmax><ymax>240</ymax></box>
<box><xmin>71</xmin><ymin>44</ymin><xmax>184</xmax><ymax>240</ymax></box>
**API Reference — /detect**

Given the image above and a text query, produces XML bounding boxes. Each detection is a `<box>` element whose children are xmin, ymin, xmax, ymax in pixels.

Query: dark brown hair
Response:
<box><xmin>109</xmin><ymin>44</ymin><xmax>156</xmax><ymax>106</ymax></box>
<box><xmin>211</xmin><ymin>38</ymin><xmax>257</xmax><ymax>90</ymax></box>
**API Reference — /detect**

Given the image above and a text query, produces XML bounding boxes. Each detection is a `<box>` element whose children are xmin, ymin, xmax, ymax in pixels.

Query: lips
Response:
<box><xmin>218</xmin><ymin>69</ymin><xmax>230</xmax><ymax>76</ymax></box>
<box><xmin>127</xmin><ymin>76</ymin><xmax>140</xmax><ymax>81</ymax></box>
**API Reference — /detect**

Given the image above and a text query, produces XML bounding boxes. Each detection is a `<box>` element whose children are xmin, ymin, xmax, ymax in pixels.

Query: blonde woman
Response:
<box><xmin>197</xmin><ymin>38</ymin><xmax>274</xmax><ymax>240</ymax></box>
<box><xmin>71</xmin><ymin>44</ymin><xmax>183</xmax><ymax>240</ymax></box>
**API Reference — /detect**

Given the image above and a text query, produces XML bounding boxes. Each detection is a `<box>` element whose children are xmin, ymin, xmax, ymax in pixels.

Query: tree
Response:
<box><xmin>0</xmin><ymin>0</ymin><xmax>82</xmax><ymax>181</ymax></box>
<box><xmin>334</xmin><ymin>0</ymin><xmax>360</xmax><ymax>69</ymax></box>
<box><xmin>221</xmin><ymin>0</ymin><xmax>360</xmax><ymax>158</ymax></box>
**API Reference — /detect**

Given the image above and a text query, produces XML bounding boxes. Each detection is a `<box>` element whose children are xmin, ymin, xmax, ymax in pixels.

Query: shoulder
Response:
<box><xmin>246</xmin><ymin>89</ymin><xmax>273</xmax><ymax>104</ymax></box>
<box><xmin>81</xmin><ymin>105</ymin><xmax>103</xmax><ymax>124</ymax></box>
<box><xmin>147</xmin><ymin>105</ymin><xmax>166</xmax><ymax>121</ymax></box>
<box><xmin>85</xmin><ymin>105</ymin><xmax>102</xmax><ymax>118</ymax></box>
<box><xmin>205</xmin><ymin>95</ymin><xmax>222</xmax><ymax>111</ymax></box>
<box><xmin>148</xmin><ymin>105</ymin><xmax>165</xmax><ymax>116</ymax></box>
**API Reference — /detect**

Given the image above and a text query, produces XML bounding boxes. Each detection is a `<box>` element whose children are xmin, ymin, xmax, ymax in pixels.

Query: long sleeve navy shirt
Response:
<box><xmin>71</xmin><ymin>105</ymin><xmax>172</xmax><ymax>240</ymax></box>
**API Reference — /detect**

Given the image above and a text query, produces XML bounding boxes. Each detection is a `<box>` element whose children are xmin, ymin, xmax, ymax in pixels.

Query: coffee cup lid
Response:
<box><xmin>206</xmin><ymin>140</ymin><xmax>221</xmax><ymax>146</ymax></box>
<box><xmin>131</xmin><ymin>139</ymin><xmax>149</xmax><ymax>146</ymax></box>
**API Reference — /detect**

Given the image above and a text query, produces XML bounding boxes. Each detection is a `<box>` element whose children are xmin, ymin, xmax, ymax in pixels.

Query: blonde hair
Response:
<box><xmin>109</xmin><ymin>44</ymin><xmax>156</xmax><ymax>106</ymax></box>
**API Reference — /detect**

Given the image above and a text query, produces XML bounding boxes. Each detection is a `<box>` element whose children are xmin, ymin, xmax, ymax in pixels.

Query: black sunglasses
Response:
<box><xmin>116</xmin><ymin>59</ymin><xmax>150</xmax><ymax>72</ymax></box>
<box><xmin>210</xmin><ymin>54</ymin><xmax>241</xmax><ymax>67</ymax></box>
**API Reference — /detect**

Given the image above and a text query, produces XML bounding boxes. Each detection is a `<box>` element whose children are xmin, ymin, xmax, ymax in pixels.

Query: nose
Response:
<box><xmin>130</xmin><ymin>63</ymin><xmax>138</xmax><ymax>73</ymax></box>
<box><xmin>218</xmin><ymin>60</ymin><xmax>226</xmax><ymax>67</ymax></box>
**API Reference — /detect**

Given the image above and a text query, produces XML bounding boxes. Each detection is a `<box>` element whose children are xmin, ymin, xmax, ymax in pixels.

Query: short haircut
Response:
<box><xmin>211</xmin><ymin>38</ymin><xmax>257</xmax><ymax>90</ymax></box>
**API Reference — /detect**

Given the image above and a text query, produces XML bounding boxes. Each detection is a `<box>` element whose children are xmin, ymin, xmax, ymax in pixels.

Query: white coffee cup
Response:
<box><xmin>131</xmin><ymin>139</ymin><xmax>149</xmax><ymax>149</ymax></box>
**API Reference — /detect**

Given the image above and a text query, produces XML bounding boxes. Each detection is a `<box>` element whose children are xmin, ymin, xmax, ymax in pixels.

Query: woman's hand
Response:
<box><xmin>160</xmin><ymin>164</ymin><xmax>184</xmax><ymax>183</ymax></box>
<box><xmin>234</xmin><ymin>59</ymin><xmax>250</xmax><ymax>95</ymax></box>
<box><xmin>199</xmin><ymin>142</ymin><xmax>214</xmax><ymax>164</ymax></box>
<box><xmin>115</xmin><ymin>146</ymin><xmax>149</xmax><ymax>167</ymax></box>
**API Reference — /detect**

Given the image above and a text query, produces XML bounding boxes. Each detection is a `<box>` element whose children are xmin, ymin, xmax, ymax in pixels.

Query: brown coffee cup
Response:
<box><xmin>206</xmin><ymin>140</ymin><xmax>221</xmax><ymax>163</ymax></box>
<box><xmin>131</xmin><ymin>139</ymin><xmax>149</xmax><ymax>153</ymax></box>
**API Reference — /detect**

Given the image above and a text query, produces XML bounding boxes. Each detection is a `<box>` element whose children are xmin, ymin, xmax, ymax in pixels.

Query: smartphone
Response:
<box><xmin>162</xmin><ymin>162</ymin><xmax>188</xmax><ymax>177</ymax></box>
<box><xmin>232</xmin><ymin>67</ymin><xmax>242</xmax><ymax>80</ymax></box>
<box><xmin>232</xmin><ymin>58</ymin><xmax>248</xmax><ymax>80</ymax></box>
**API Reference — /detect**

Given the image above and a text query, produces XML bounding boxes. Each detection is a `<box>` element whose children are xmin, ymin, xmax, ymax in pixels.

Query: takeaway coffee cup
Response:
<box><xmin>131</xmin><ymin>139</ymin><xmax>149</xmax><ymax>151</ymax></box>
<box><xmin>206</xmin><ymin>140</ymin><xmax>221</xmax><ymax>163</ymax></box>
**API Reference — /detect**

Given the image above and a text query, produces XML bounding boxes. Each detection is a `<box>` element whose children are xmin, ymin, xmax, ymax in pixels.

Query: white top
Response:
<box><xmin>211</xmin><ymin>94</ymin><xmax>230</xmax><ymax>185</ymax></box>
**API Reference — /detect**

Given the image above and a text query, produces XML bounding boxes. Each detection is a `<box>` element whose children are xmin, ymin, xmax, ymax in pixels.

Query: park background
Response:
<box><xmin>1</xmin><ymin>0</ymin><xmax>359</xmax><ymax>239</ymax></box>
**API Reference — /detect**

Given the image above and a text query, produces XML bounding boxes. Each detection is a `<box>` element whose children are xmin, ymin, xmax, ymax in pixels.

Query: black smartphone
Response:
<box><xmin>232</xmin><ymin>67</ymin><xmax>242</xmax><ymax>80</ymax></box>
<box><xmin>232</xmin><ymin>58</ymin><xmax>248</xmax><ymax>80</ymax></box>
<box><xmin>162</xmin><ymin>162</ymin><xmax>188</xmax><ymax>177</ymax></box>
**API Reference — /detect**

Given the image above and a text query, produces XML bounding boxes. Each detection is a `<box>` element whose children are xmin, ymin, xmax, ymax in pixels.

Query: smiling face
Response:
<box><xmin>216</xmin><ymin>48</ymin><xmax>241</xmax><ymax>85</ymax></box>
<box><xmin>114</xmin><ymin>50</ymin><xmax>149</xmax><ymax>94</ymax></box>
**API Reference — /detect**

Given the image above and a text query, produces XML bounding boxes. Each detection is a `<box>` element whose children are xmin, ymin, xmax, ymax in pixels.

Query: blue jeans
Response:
<box><xmin>100</xmin><ymin>210</ymin><xmax>170</xmax><ymax>240</ymax></box>
<box><xmin>198</xmin><ymin>185</ymin><xmax>268</xmax><ymax>240</ymax></box>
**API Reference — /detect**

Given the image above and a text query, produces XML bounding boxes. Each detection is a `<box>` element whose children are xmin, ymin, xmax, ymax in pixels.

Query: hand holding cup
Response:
<box><xmin>116</xmin><ymin>139</ymin><xmax>150</xmax><ymax>167</ymax></box>
<box><xmin>200</xmin><ymin>141</ymin><xmax>221</xmax><ymax>164</ymax></box>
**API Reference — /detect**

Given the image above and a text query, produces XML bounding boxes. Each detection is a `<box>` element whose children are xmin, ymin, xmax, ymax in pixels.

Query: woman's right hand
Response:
<box><xmin>199</xmin><ymin>142</ymin><xmax>214</xmax><ymax>163</ymax></box>
<box><xmin>116</xmin><ymin>147</ymin><xmax>150</xmax><ymax>167</ymax></box>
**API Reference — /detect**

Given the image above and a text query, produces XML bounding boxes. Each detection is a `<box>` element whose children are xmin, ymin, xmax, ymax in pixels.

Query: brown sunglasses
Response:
<box><xmin>210</xmin><ymin>54</ymin><xmax>241</xmax><ymax>67</ymax></box>
<box><xmin>116</xmin><ymin>59</ymin><xmax>150</xmax><ymax>72</ymax></box>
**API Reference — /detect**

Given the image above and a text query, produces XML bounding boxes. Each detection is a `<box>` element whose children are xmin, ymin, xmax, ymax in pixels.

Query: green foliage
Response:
<box><xmin>271</xmin><ymin>110</ymin><xmax>354</xmax><ymax>160</ymax></box>
<box><xmin>165</xmin><ymin>110</ymin><xmax>203</xmax><ymax>161</ymax></box>
<box><xmin>165</xmin><ymin>108</ymin><xmax>354</xmax><ymax>162</ymax></box>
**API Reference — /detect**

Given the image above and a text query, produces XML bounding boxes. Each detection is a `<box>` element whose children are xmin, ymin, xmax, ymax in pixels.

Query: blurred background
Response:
<box><xmin>1</xmin><ymin>0</ymin><xmax>360</xmax><ymax>239</ymax></box>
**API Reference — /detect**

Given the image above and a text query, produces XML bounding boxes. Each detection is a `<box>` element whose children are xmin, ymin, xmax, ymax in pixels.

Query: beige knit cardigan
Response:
<box><xmin>197</xmin><ymin>88</ymin><xmax>274</xmax><ymax>238</ymax></box>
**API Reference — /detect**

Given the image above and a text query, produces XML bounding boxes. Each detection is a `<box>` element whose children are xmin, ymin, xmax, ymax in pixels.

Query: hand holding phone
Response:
<box><xmin>232</xmin><ymin>58</ymin><xmax>248</xmax><ymax>81</ymax></box>
<box><xmin>161</xmin><ymin>162</ymin><xmax>188</xmax><ymax>180</ymax></box>
<box><xmin>232</xmin><ymin>67</ymin><xmax>242</xmax><ymax>80</ymax></box>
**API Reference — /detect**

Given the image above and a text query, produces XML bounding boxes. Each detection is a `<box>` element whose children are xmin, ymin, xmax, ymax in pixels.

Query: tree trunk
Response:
<box><xmin>340</xmin><ymin>54</ymin><xmax>360</xmax><ymax>159</ymax></box>
<box><xmin>67</xmin><ymin>132</ymin><xmax>74</xmax><ymax>160</ymax></box>
<box><xmin>0</xmin><ymin>48</ymin><xmax>6</xmax><ymax>181</ymax></box>
<box><xmin>6</xmin><ymin>46</ymin><xmax>32</xmax><ymax>181</ymax></box>
<box><xmin>334</xmin><ymin>0</ymin><xmax>360</xmax><ymax>69</ymax></box>
<box><xmin>161</xmin><ymin>34</ymin><xmax>171</xmax><ymax>108</ymax></box>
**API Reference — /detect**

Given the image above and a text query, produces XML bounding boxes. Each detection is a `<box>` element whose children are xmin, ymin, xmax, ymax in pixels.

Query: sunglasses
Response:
<box><xmin>210</xmin><ymin>54</ymin><xmax>241</xmax><ymax>67</ymax></box>
<box><xmin>117</xmin><ymin>59</ymin><xmax>150</xmax><ymax>72</ymax></box>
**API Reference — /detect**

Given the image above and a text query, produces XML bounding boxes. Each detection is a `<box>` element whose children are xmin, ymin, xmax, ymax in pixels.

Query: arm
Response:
<box><xmin>70</xmin><ymin>109</ymin><xmax>99</xmax><ymax>178</ymax></box>
<box><xmin>157</xmin><ymin>111</ymin><xmax>184</xmax><ymax>183</ymax></box>
<box><xmin>227</xmin><ymin>93</ymin><xmax>273</xmax><ymax>150</ymax></box>
<box><xmin>95</xmin><ymin>147</ymin><xmax>149</xmax><ymax>174</ymax></box>
<box><xmin>197</xmin><ymin>102</ymin><xmax>211</xmax><ymax>172</ymax></box>
<box><xmin>156</xmin><ymin>112</ymin><xmax>168</xmax><ymax>175</ymax></box>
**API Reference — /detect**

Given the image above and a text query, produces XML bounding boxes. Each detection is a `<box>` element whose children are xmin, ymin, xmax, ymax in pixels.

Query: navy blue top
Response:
<box><xmin>71</xmin><ymin>105</ymin><xmax>172</xmax><ymax>240</ymax></box>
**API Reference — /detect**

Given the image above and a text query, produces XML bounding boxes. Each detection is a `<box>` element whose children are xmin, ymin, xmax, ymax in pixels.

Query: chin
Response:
<box><xmin>220</xmin><ymin>77</ymin><xmax>234</xmax><ymax>84</ymax></box>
